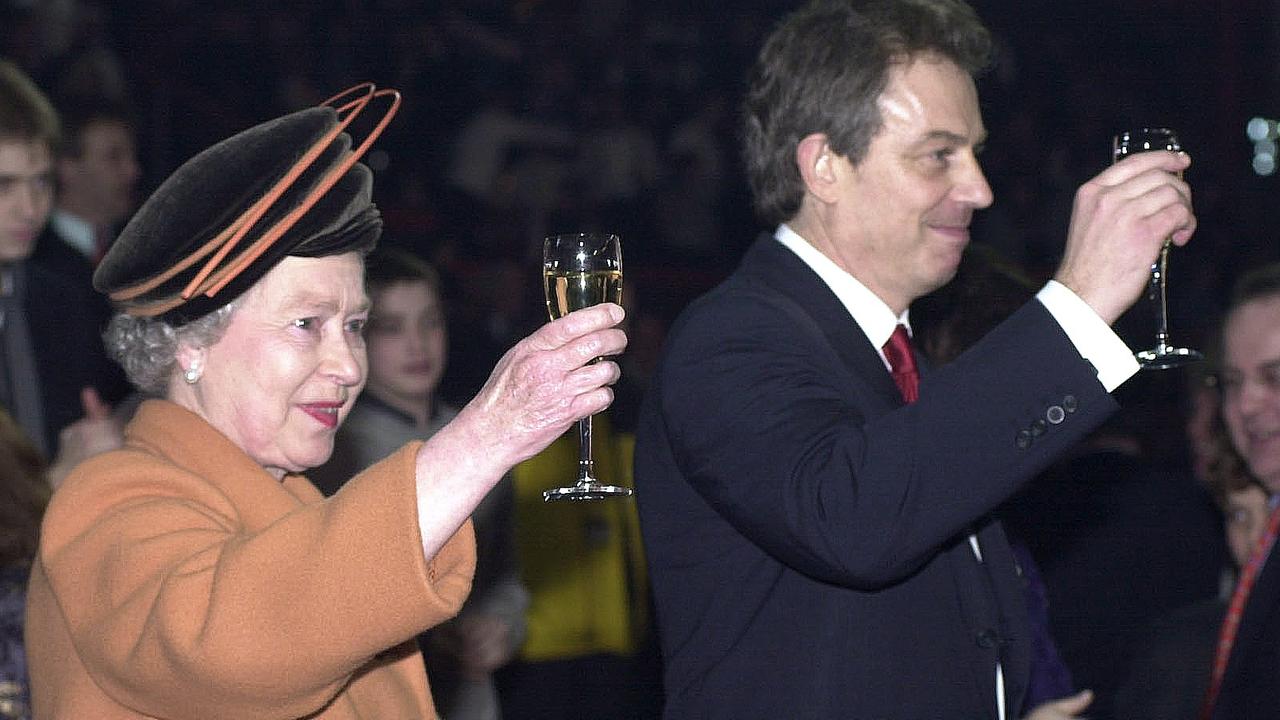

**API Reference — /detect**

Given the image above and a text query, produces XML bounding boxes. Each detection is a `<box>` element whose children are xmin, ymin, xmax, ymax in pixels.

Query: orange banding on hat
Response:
<box><xmin>96</xmin><ymin>83</ymin><xmax>401</xmax><ymax>323</ymax></box>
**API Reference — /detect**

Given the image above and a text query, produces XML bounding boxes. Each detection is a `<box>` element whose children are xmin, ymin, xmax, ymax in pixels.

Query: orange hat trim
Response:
<box><xmin>109</xmin><ymin>82</ymin><xmax>401</xmax><ymax>317</ymax></box>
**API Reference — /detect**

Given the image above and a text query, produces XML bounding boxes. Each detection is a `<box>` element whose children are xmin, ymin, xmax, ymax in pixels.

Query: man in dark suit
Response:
<box><xmin>32</xmin><ymin>93</ymin><xmax>140</xmax><ymax>296</ymax></box>
<box><xmin>28</xmin><ymin>93</ymin><xmax>136</xmax><ymax>412</ymax></box>
<box><xmin>632</xmin><ymin>1</ymin><xmax>1195</xmax><ymax>718</ymax></box>
<box><xmin>1201</xmin><ymin>263</ymin><xmax>1280</xmax><ymax>719</ymax></box>
<box><xmin>0</xmin><ymin>59</ymin><xmax>123</xmax><ymax>467</ymax></box>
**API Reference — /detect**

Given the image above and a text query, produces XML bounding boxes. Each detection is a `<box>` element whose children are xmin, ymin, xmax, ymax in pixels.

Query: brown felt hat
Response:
<box><xmin>94</xmin><ymin>84</ymin><xmax>400</xmax><ymax>324</ymax></box>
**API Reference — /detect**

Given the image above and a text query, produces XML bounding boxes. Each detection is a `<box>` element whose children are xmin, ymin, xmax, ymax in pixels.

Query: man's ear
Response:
<box><xmin>796</xmin><ymin>133</ymin><xmax>841</xmax><ymax>204</ymax></box>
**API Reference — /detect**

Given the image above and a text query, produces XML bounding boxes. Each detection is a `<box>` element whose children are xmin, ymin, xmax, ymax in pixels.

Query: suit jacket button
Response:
<box><xmin>1030</xmin><ymin>418</ymin><xmax>1047</xmax><ymax>437</ymax></box>
<box><xmin>976</xmin><ymin>629</ymin><xmax>1000</xmax><ymax>648</ymax></box>
<box><xmin>1016</xmin><ymin>430</ymin><xmax>1033</xmax><ymax>449</ymax></box>
<box><xmin>1063</xmin><ymin>395</ymin><xmax>1078</xmax><ymax>413</ymax></box>
<box><xmin>1047</xmin><ymin>405</ymin><xmax>1066</xmax><ymax>424</ymax></box>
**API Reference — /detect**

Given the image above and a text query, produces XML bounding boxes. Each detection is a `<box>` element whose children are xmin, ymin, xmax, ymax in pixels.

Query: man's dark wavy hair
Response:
<box><xmin>742</xmin><ymin>0</ymin><xmax>992</xmax><ymax>226</ymax></box>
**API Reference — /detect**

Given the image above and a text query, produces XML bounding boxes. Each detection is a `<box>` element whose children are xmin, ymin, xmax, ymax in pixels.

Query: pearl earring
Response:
<box><xmin>184</xmin><ymin>366</ymin><xmax>201</xmax><ymax>384</ymax></box>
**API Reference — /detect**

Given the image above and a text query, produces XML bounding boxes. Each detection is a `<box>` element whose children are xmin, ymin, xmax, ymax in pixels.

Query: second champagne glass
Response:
<box><xmin>1112</xmin><ymin>127</ymin><xmax>1203</xmax><ymax>370</ymax></box>
<box><xmin>541</xmin><ymin>232</ymin><xmax>632</xmax><ymax>501</ymax></box>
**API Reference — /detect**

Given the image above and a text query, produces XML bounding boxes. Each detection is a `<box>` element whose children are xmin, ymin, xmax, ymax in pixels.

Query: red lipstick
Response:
<box><xmin>300</xmin><ymin>402</ymin><xmax>342</xmax><ymax>429</ymax></box>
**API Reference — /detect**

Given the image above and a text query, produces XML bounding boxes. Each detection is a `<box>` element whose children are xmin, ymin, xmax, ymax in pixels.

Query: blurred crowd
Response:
<box><xmin>3</xmin><ymin>0</ymin><xmax>1279</xmax><ymax>405</ymax></box>
<box><xmin>3</xmin><ymin>0</ymin><xmax>1280</xmax><ymax>718</ymax></box>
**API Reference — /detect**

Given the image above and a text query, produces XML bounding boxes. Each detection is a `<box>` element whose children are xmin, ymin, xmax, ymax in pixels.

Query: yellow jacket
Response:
<box><xmin>510</xmin><ymin>415</ymin><xmax>647</xmax><ymax>661</ymax></box>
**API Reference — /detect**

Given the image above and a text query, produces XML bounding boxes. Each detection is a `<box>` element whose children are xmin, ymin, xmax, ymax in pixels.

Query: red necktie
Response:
<box><xmin>92</xmin><ymin>226</ymin><xmax>112</xmax><ymax>266</ymax></box>
<box><xmin>1200</xmin><ymin>501</ymin><xmax>1280</xmax><ymax>718</ymax></box>
<box><xmin>883</xmin><ymin>324</ymin><xmax>918</xmax><ymax>404</ymax></box>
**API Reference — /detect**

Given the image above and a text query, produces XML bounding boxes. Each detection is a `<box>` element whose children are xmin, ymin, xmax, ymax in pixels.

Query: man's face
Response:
<box><xmin>1221</xmin><ymin>294</ymin><xmax>1280</xmax><ymax>494</ymax></box>
<box><xmin>0</xmin><ymin>139</ymin><xmax>54</xmax><ymax>261</ymax></box>
<box><xmin>824</xmin><ymin>54</ymin><xmax>993</xmax><ymax>313</ymax></box>
<box><xmin>59</xmin><ymin>119</ymin><xmax>140</xmax><ymax>226</ymax></box>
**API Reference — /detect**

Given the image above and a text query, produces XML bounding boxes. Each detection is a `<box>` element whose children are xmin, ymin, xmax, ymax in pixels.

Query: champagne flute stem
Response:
<box><xmin>1152</xmin><ymin>243</ymin><xmax>1171</xmax><ymax>352</ymax></box>
<box><xmin>577</xmin><ymin>414</ymin><xmax>595</xmax><ymax>483</ymax></box>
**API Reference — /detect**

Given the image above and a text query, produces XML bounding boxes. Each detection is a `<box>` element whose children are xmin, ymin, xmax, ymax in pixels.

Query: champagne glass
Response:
<box><xmin>541</xmin><ymin>232</ymin><xmax>631</xmax><ymax>501</ymax></box>
<box><xmin>1112</xmin><ymin>127</ymin><xmax>1203</xmax><ymax>370</ymax></box>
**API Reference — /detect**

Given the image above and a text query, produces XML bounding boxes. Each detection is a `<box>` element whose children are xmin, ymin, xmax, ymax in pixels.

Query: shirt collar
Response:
<box><xmin>49</xmin><ymin>209</ymin><xmax>97</xmax><ymax>258</ymax></box>
<box><xmin>774</xmin><ymin>224</ymin><xmax>910</xmax><ymax>363</ymax></box>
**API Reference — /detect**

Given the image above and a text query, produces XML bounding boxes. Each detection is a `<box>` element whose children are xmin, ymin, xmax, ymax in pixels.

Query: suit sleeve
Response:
<box><xmin>652</xmin><ymin>292</ymin><xmax>1116</xmax><ymax>589</ymax></box>
<box><xmin>37</xmin><ymin>441</ymin><xmax>475</xmax><ymax>720</ymax></box>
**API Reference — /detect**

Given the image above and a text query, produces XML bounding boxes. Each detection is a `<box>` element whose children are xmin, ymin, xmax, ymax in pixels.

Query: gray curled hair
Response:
<box><xmin>103</xmin><ymin>301</ymin><xmax>239</xmax><ymax>396</ymax></box>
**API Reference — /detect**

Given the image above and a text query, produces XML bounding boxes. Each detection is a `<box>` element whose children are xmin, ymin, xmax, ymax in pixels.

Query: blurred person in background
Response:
<box><xmin>34</xmin><ymin>92</ymin><xmax>140</xmax><ymax>286</ymax></box>
<box><xmin>0</xmin><ymin>59</ymin><xmax>123</xmax><ymax>464</ymax></box>
<box><xmin>498</xmin><ymin>410</ymin><xmax>661</xmax><ymax>720</ymax></box>
<box><xmin>1198</xmin><ymin>262</ymin><xmax>1280</xmax><ymax>719</ymax></box>
<box><xmin>313</xmin><ymin>246</ymin><xmax>527</xmax><ymax>720</ymax></box>
<box><xmin>1111</xmin><ymin>474</ymin><xmax>1267</xmax><ymax>719</ymax></box>
<box><xmin>0</xmin><ymin>408</ymin><xmax>51</xmax><ymax>720</ymax></box>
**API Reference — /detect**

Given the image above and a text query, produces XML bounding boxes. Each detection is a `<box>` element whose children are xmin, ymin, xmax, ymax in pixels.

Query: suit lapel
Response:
<box><xmin>738</xmin><ymin>237</ymin><xmax>903</xmax><ymax>406</ymax></box>
<box><xmin>739</xmin><ymin>235</ymin><xmax>1020</xmax><ymax>718</ymax></box>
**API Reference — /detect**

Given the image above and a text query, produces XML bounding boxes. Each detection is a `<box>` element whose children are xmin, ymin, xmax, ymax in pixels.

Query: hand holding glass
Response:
<box><xmin>1111</xmin><ymin>128</ymin><xmax>1202</xmax><ymax>370</ymax></box>
<box><xmin>541</xmin><ymin>232</ymin><xmax>631</xmax><ymax>501</ymax></box>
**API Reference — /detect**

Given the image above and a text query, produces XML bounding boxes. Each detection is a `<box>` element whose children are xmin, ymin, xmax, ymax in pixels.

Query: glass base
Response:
<box><xmin>543</xmin><ymin>482</ymin><xmax>633</xmax><ymax>502</ymax></box>
<box><xmin>1135</xmin><ymin>345</ymin><xmax>1204</xmax><ymax>371</ymax></box>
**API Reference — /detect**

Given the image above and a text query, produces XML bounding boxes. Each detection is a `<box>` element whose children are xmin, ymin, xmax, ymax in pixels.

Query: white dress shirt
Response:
<box><xmin>48</xmin><ymin>209</ymin><xmax>98</xmax><ymax>260</ymax></box>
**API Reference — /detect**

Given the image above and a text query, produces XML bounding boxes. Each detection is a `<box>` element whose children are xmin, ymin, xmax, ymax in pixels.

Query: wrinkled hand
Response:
<box><xmin>48</xmin><ymin>387</ymin><xmax>124</xmax><ymax>488</ymax></box>
<box><xmin>455</xmin><ymin>303</ymin><xmax>627</xmax><ymax>472</ymax></box>
<box><xmin>411</xmin><ymin>303</ymin><xmax>626</xmax><ymax>559</ymax></box>
<box><xmin>1024</xmin><ymin>690</ymin><xmax>1093</xmax><ymax>720</ymax></box>
<box><xmin>1054</xmin><ymin>150</ymin><xmax>1195</xmax><ymax>324</ymax></box>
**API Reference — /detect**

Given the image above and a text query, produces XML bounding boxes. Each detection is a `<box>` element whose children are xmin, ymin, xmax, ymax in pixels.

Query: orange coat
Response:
<box><xmin>25</xmin><ymin>399</ymin><xmax>475</xmax><ymax>719</ymax></box>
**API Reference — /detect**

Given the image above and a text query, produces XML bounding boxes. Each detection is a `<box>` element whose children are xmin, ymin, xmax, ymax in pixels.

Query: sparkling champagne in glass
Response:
<box><xmin>1112</xmin><ymin>127</ymin><xmax>1203</xmax><ymax>370</ymax></box>
<box><xmin>541</xmin><ymin>232</ymin><xmax>631</xmax><ymax>501</ymax></box>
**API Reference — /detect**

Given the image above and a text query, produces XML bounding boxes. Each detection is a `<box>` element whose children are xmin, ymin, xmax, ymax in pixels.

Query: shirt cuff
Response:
<box><xmin>1036</xmin><ymin>280</ymin><xmax>1139</xmax><ymax>392</ymax></box>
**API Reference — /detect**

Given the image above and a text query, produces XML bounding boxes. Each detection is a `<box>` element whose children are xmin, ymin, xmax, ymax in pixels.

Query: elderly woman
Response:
<box><xmin>23</xmin><ymin>87</ymin><xmax>626</xmax><ymax>719</ymax></box>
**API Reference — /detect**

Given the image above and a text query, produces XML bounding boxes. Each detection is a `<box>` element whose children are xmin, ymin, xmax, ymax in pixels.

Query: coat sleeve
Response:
<box><xmin>37</xmin><ymin>441</ymin><xmax>475</xmax><ymax>719</ymax></box>
<box><xmin>652</xmin><ymin>292</ymin><xmax>1116</xmax><ymax>589</ymax></box>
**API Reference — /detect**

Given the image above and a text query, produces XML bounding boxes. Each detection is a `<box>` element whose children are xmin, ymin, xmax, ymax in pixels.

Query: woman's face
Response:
<box><xmin>181</xmin><ymin>253</ymin><xmax>369</xmax><ymax>478</ymax></box>
<box><xmin>364</xmin><ymin>280</ymin><xmax>447</xmax><ymax>413</ymax></box>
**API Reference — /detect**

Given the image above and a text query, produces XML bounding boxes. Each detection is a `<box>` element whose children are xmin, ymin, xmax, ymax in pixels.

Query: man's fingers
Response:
<box><xmin>1129</xmin><ymin>184</ymin><xmax>1195</xmax><ymax>239</ymax></box>
<box><xmin>1102</xmin><ymin>167</ymin><xmax>1191</xmax><ymax>209</ymax></box>
<box><xmin>1170</xmin><ymin>213</ymin><xmax>1197</xmax><ymax>245</ymax></box>
<box><xmin>1098</xmin><ymin>149</ymin><xmax>1189</xmax><ymax>186</ymax></box>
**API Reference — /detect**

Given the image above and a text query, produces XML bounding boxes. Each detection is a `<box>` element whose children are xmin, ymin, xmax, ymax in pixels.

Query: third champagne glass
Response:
<box><xmin>1112</xmin><ymin>127</ymin><xmax>1203</xmax><ymax>370</ymax></box>
<box><xmin>541</xmin><ymin>232</ymin><xmax>631</xmax><ymax>501</ymax></box>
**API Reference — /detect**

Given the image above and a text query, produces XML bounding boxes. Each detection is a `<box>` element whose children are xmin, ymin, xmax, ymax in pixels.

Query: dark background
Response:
<box><xmin>4</xmin><ymin>0</ymin><xmax>1277</xmax><ymax>424</ymax></box>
